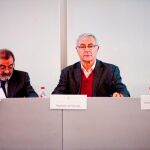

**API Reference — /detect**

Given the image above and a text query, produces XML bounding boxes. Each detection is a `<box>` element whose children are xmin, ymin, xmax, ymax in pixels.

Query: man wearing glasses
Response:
<box><xmin>52</xmin><ymin>33</ymin><xmax>130</xmax><ymax>97</ymax></box>
<box><xmin>0</xmin><ymin>49</ymin><xmax>38</xmax><ymax>98</ymax></box>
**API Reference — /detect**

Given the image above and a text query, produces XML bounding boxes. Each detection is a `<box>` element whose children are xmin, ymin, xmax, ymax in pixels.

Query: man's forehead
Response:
<box><xmin>78</xmin><ymin>36</ymin><xmax>96</xmax><ymax>44</ymax></box>
<box><xmin>0</xmin><ymin>57</ymin><xmax>14</xmax><ymax>65</ymax></box>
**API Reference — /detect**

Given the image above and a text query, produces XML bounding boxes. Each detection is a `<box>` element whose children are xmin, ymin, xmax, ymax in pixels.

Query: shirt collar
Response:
<box><xmin>81</xmin><ymin>61</ymin><xmax>96</xmax><ymax>71</ymax></box>
<box><xmin>81</xmin><ymin>61</ymin><xmax>96</xmax><ymax>78</ymax></box>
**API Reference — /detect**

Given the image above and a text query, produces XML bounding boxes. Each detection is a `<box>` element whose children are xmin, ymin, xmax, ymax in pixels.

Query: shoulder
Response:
<box><xmin>11</xmin><ymin>70</ymin><xmax>30</xmax><ymax>81</ymax></box>
<box><xmin>96</xmin><ymin>59</ymin><xmax>119</xmax><ymax>71</ymax></box>
<box><xmin>61</xmin><ymin>62</ymin><xmax>81</xmax><ymax>72</ymax></box>
<box><xmin>13</xmin><ymin>70</ymin><xmax>29</xmax><ymax>76</ymax></box>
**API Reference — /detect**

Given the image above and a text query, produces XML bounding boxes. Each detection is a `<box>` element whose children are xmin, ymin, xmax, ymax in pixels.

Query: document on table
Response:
<box><xmin>0</xmin><ymin>88</ymin><xmax>6</xmax><ymax>101</ymax></box>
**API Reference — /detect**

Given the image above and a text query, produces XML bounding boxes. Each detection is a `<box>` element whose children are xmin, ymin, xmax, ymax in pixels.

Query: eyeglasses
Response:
<box><xmin>0</xmin><ymin>64</ymin><xmax>14</xmax><ymax>71</ymax></box>
<box><xmin>77</xmin><ymin>45</ymin><xmax>98</xmax><ymax>50</ymax></box>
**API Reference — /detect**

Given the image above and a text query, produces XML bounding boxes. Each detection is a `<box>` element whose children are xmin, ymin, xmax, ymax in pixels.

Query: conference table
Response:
<box><xmin>0</xmin><ymin>97</ymin><xmax>150</xmax><ymax>150</ymax></box>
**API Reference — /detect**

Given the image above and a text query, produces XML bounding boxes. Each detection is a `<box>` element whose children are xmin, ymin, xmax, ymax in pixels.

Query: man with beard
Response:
<box><xmin>0</xmin><ymin>49</ymin><xmax>38</xmax><ymax>97</ymax></box>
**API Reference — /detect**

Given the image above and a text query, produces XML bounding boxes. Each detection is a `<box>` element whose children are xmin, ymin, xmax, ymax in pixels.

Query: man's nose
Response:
<box><xmin>4</xmin><ymin>69</ymin><xmax>10</xmax><ymax>74</ymax></box>
<box><xmin>84</xmin><ymin>46</ymin><xmax>91</xmax><ymax>51</ymax></box>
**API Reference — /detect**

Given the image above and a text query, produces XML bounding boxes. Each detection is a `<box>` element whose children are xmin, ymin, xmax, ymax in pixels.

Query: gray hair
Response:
<box><xmin>76</xmin><ymin>33</ymin><xmax>98</xmax><ymax>46</ymax></box>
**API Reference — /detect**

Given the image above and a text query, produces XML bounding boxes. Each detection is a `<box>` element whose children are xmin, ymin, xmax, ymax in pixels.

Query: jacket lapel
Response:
<box><xmin>74</xmin><ymin>62</ymin><xmax>81</xmax><ymax>94</ymax></box>
<box><xmin>7</xmin><ymin>74</ymin><xmax>17</xmax><ymax>97</ymax></box>
<box><xmin>93</xmin><ymin>60</ymin><xmax>104</xmax><ymax>96</ymax></box>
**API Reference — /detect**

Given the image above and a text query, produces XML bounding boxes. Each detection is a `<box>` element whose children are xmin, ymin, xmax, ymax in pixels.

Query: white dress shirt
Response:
<box><xmin>81</xmin><ymin>61</ymin><xmax>96</xmax><ymax>78</ymax></box>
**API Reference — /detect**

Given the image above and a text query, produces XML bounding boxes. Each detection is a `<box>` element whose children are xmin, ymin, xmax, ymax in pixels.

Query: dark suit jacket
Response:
<box><xmin>52</xmin><ymin>60</ymin><xmax>130</xmax><ymax>97</ymax></box>
<box><xmin>7</xmin><ymin>70</ymin><xmax>38</xmax><ymax>98</ymax></box>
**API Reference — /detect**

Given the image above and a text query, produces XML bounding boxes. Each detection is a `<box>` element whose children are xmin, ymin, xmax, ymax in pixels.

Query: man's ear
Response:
<box><xmin>76</xmin><ymin>47</ymin><xmax>79</xmax><ymax>53</ymax></box>
<box><xmin>97</xmin><ymin>46</ymin><xmax>100</xmax><ymax>52</ymax></box>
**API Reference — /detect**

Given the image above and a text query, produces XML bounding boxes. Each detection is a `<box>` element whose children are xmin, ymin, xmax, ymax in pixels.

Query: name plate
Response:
<box><xmin>50</xmin><ymin>95</ymin><xmax>87</xmax><ymax>110</ymax></box>
<box><xmin>141</xmin><ymin>95</ymin><xmax>150</xmax><ymax>110</ymax></box>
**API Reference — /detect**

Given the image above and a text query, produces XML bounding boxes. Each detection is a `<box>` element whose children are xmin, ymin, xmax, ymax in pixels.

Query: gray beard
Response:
<box><xmin>0</xmin><ymin>75</ymin><xmax>11</xmax><ymax>81</ymax></box>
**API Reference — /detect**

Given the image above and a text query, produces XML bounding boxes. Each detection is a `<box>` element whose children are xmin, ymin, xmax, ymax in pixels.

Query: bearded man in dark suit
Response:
<box><xmin>0</xmin><ymin>49</ymin><xmax>38</xmax><ymax>97</ymax></box>
<box><xmin>52</xmin><ymin>33</ymin><xmax>130</xmax><ymax>97</ymax></box>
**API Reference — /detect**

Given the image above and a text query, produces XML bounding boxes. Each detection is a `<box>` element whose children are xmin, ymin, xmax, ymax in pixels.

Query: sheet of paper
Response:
<box><xmin>141</xmin><ymin>95</ymin><xmax>150</xmax><ymax>110</ymax></box>
<box><xmin>0</xmin><ymin>88</ymin><xmax>6</xmax><ymax>101</ymax></box>
<box><xmin>50</xmin><ymin>95</ymin><xmax>87</xmax><ymax>110</ymax></box>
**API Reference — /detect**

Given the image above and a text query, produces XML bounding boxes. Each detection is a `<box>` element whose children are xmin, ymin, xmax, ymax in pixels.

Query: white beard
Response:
<box><xmin>0</xmin><ymin>75</ymin><xmax>11</xmax><ymax>81</ymax></box>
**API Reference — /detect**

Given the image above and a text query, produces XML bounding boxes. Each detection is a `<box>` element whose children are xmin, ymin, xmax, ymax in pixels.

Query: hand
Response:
<box><xmin>112</xmin><ymin>92</ymin><xmax>123</xmax><ymax>97</ymax></box>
